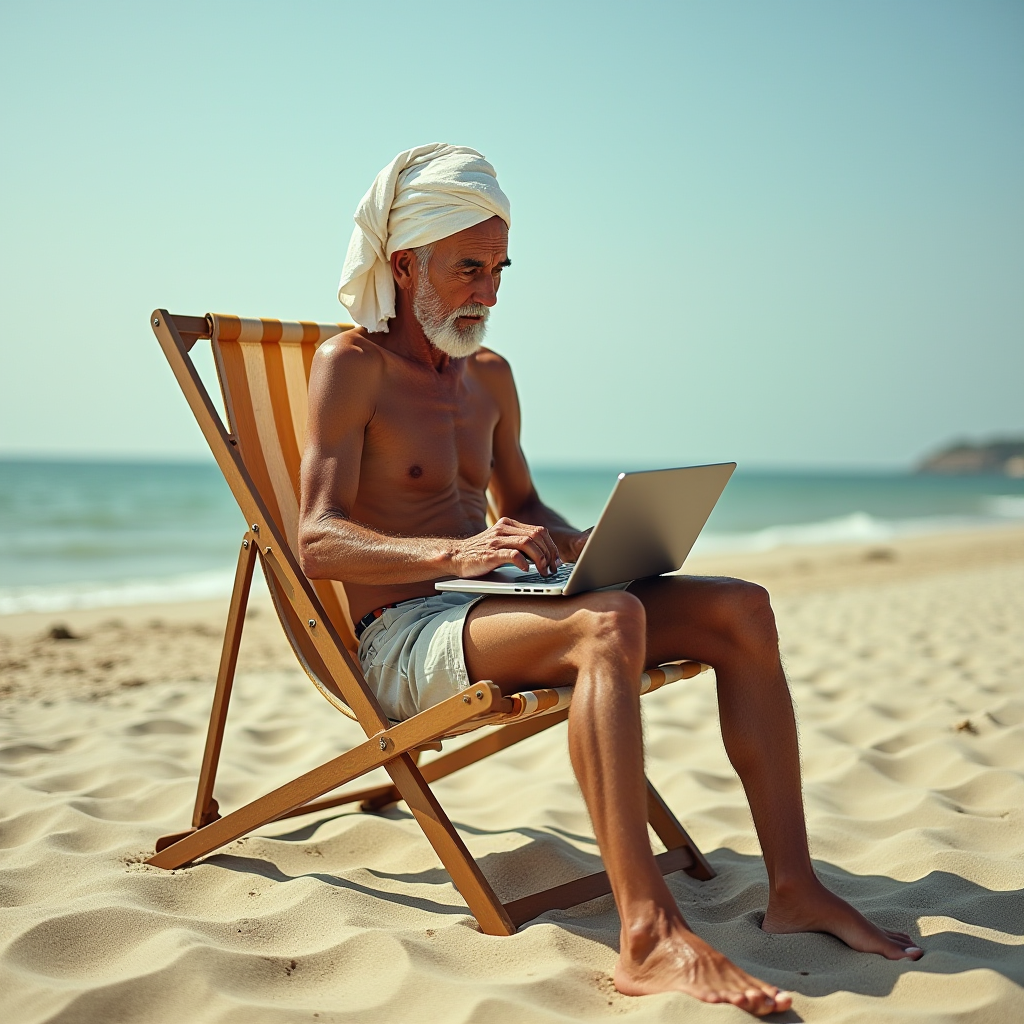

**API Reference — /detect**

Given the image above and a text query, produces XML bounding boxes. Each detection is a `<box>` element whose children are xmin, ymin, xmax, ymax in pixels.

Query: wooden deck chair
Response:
<box><xmin>145</xmin><ymin>309</ymin><xmax>716</xmax><ymax>935</ymax></box>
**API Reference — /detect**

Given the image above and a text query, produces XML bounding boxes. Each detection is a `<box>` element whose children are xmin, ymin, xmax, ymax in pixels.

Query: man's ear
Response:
<box><xmin>391</xmin><ymin>249</ymin><xmax>416</xmax><ymax>291</ymax></box>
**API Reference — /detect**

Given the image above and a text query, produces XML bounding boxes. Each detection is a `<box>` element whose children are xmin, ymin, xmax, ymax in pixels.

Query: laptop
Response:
<box><xmin>436</xmin><ymin>462</ymin><xmax>735</xmax><ymax>597</ymax></box>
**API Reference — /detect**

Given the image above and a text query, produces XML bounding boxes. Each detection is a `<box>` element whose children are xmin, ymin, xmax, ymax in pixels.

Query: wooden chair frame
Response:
<box><xmin>145</xmin><ymin>309</ymin><xmax>714</xmax><ymax>935</ymax></box>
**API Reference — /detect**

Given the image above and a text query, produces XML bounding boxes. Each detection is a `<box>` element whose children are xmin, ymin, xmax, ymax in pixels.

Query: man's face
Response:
<box><xmin>409</xmin><ymin>217</ymin><xmax>510</xmax><ymax>357</ymax></box>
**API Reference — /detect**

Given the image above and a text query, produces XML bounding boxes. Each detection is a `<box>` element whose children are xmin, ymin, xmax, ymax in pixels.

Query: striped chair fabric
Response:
<box><xmin>208</xmin><ymin>314</ymin><xmax>358</xmax><ymax>659</ymax></box>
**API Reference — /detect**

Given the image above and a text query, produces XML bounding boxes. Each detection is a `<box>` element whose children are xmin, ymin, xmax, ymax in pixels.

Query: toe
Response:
<box><xmin>884</xmin><ymin>932</ymin><xmax>922</xmax><ymax>959</ymax></box>
<box><xmin>723</xmin><ymin>988</ymin><xmax>759</xmax><ymax>1012</ymax></box>
<box><xmin>774</xmin><ymin>989</ymin><xmax>794</xmax><ymax>1010</ymax></box>
<box><xmin>885</xmin><ymin>941</ymin><xmax>922</xmax><ymax>960</ymax></box>
<box><xmin>887</xmin><ymin>930</ymin><xmax>924</xmax><ymax>958</ymax></box>
<box><xmin>747</xmin><ymin>987</ymin><xmax>776</xmax><ymax>1015</ymax></box>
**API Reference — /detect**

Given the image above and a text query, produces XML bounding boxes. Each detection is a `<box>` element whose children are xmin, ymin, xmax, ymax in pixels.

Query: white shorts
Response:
<box><xmin>356</xmin><ymin>592</ymin><xmax>482</xmax><ymax>722</ymax></box>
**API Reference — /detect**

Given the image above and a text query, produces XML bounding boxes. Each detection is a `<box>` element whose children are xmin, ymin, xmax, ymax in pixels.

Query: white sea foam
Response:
<box><xmin>693</xmin><ymin>511</ymin><xmax>1016</xmax><ymax>555</ymax></box>
<box><xmin>0</xmin><ymin>568</ymin><xmax>251</xmax><ymax>615</ymax></box>
<box><xmin>983</xmin><ymin>494</ymin><xmax>1024</xmax><ymax>519</ymax></box>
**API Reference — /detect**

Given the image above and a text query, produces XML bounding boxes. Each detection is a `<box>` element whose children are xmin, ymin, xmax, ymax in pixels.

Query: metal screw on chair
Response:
<box><xmin>152</xmin><ymin>317</ymin><xmax>160</xmax><ymax>326</ymax></box>
<box><xmin>308</xmin><ymin>619</ymin><xmax>316</xmax><ymax>629</ymax></box>
<box><xmin>462</xmin><ymin>695</ymin><xmax>471</xmax><ymax>704</ymax></box>
<box><xmin>242</xmin><ymin>539</ymin><xmax>249</xmax><ymax>549</ymax></box>
<box><xmin>475</xmin><ymin>690</ymin><xmax>484</xmax><ymax>699</ymax></box>
<box><xmin>379</xmin><ymin>737</ymin><xmax>389</xmax><ymax>751</ymax></box>
<box><xmin>251</xmin><ymin>524</ymin><xmax>259</xmax><ymax>533</ymax></box>
<box><xmin>265</xmin><ymin>546</ymin><xmax>272</xmax><ymax>555</ymax></box>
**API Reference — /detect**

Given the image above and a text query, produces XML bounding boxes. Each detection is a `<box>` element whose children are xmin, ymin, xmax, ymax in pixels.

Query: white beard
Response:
<box><xmin>412</xmin><ymin>268</ymin><xmax>489</xmax><ymax>358</ymax></box>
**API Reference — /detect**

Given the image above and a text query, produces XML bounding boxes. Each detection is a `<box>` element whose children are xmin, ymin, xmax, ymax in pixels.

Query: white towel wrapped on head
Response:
<box><xmin>338</xmin><ymin>144</ymin><xmax>511</xmax><ymax>332</ymax></box>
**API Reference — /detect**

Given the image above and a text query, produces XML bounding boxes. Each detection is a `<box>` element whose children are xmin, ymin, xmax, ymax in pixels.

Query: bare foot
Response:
<box><xmin>763</xmin><ymin>877</ymin><xmax>923</xmax><ymax>961</ymax></box>
<box><xmin>615</xmin><ymin>905</ymin><xmax>793</xmax><ymax>1016</ymax></box>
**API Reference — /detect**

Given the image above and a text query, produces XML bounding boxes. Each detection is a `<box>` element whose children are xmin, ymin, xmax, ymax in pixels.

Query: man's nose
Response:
<box><xmin>473</xmin><ymin>275</ymin><xmax>498</xmax><ymax>307</ymax></box>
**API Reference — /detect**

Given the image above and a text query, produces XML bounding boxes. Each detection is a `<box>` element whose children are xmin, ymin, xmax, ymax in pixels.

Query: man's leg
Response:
<box><xmin>627</xmin><ymin>574</ymin><xmax>924</xmax><ymax>959</ymax></box>
<box><xmin>464</xmin><ymin>590</ymin><xmax>791</xmax><ymax>1016</ymax></box>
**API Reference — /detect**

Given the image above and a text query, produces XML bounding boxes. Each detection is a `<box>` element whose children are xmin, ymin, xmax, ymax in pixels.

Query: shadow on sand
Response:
<box><xmin>199</xmin><ymin>808</ymin><xmax>1023</xmax><ymax>1005</ymax></box>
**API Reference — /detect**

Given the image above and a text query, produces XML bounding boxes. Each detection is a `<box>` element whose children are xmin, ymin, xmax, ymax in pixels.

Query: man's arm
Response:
<box><xmin>480</xmin><ymin>352</ymin><xmax>592</xmax><ymax>565</ymax></box>
<box><xmin>298</xmin><ymin>336</ymin><xmax>560</xmax><ymax>583</ymax></box>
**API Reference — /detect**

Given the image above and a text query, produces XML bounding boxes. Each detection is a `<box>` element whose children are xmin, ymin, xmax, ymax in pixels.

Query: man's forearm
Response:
<box><xmin>299</xmin><ymin>513</ymin><xmax>454</xmax><ymax>585</ymax></box>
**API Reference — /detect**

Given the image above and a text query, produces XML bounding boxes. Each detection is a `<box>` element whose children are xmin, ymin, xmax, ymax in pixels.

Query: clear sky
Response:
<box><xmin>1</xmin><ymin>1</ymin><xmax>1021</xmax><ymax>469</ymax></box>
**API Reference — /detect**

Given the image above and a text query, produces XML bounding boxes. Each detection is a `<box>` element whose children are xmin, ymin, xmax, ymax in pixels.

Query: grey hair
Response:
<box><xmin>414</xmin><ymin>243</ymin><xmax>435</xmax><ymax>274</ymax></box>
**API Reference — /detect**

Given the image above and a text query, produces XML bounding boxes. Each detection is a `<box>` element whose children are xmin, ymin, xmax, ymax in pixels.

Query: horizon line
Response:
<box><xmin>0</xmin><ymin>449</ymin><xmax>966</xmax><ymax>476</ymax></box>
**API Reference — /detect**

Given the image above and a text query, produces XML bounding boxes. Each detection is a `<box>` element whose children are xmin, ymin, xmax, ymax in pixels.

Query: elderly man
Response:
<box><xmin>299</xmin><ymin>144</ymin><xmax>922</xmax><ymax>1016</ymax></box>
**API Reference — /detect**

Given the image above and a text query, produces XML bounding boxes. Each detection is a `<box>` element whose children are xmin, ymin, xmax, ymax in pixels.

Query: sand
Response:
<box><xmin>1</xmin><ymin>525</ymin><xmax>1022</xmax><ymax>1022</ymax></box>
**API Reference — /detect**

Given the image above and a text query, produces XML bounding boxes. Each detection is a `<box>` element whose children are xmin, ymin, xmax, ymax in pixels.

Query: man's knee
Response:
<box><xmin>705</xmin><ymin>579</ymin><xmax>778</xmax><ymax>652</ymax></box>
<box><xmin>572</xmin><ymin>590</ymin><xmax>647</xmax><ymax>665</ymax></box>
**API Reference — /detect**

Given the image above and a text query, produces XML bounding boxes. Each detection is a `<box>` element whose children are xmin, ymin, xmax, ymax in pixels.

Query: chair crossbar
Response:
<box><xmin>505</xmin><ymin>846</ymin><xmax>696</xmax><ymax>927</ymax></box>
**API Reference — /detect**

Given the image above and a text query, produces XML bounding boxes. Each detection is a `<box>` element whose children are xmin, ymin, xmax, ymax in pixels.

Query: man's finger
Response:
<box><xmin>499</xmin><ymin>548</ymin><xmax>531</xmax><ymax>571</ymax></box>
<box><xmin>497</xmin><ymin>517</ymin><xmax>529</xmax><ymax>532</ymax></box>
<box><xmin>521</xmin><ymin>525</ymin><xmax>558</xmax><ymax>573</ymax></box>
<box><xmin>496</xmin><ymin>520</ymin><xmax>546</xmax><ymax>557</ymax></box>
<box><xmin>513</xmin><ymin>536</ymin><xmax>552</xmax><ymax>573</ymax></box>
<box><xmin>493</xmin><ymin>521</ymin><xmax>557</xmax><ymax>573</ymax></box>
<box><xmin>538</xmin><ymin>529</ymin><xmax>559</xmax><ymax>572</ymax></box>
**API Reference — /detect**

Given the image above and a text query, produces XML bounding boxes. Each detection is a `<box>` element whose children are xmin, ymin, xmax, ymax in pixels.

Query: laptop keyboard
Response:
<box><xmin>515</xmin><ymin>564</ymin><xmax>573</xmax><ymax>585</ymax></box>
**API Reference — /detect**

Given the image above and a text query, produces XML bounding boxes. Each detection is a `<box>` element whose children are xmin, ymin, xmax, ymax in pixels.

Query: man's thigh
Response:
<box><xmin>463</xmin><ymin>576</ymin><xmax>756</xmax><ymax>692</ymax></box>
<box><xmin>463</xmin><ymin>594</ymin><xmax>602</xmax><ymax>693</ymax></box>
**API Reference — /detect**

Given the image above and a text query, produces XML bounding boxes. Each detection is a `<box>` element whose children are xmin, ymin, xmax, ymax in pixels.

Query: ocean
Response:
<box><xmin>1</xmin><ymin>458</ymin><xmax>1022</xmax><ymax>615</ymax></box>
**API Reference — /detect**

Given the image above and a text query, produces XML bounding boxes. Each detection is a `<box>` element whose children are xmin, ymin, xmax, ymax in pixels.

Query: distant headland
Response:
<box><xmin>916</xmin><ymin>438</ymin><xmax>1024</xmax><ymax>478</ymax></box>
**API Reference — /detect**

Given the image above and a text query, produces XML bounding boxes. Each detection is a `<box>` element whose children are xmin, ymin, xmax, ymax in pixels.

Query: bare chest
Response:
<box><xmin>356</xmin><ymin>360</ymin><xmax>498</xmax><ymax>518</ymax></box>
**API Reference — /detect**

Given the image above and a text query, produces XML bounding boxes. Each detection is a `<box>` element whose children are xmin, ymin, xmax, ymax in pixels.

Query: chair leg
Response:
<box><xmin>191</xmin><ymin>534</ymin><xmax>256</xmax><ymax>829</ymax></box>
<box><xmin>386</xmin><ymin>753</ymin><xmax>516</xmax><ymax>936</ymax></box>
<box><xmin>359</xmin><ymin>750</ymin><xmax>421</xmax><ymax>811</ymax></box>
<box><xmin>646</xmin><ymin>778</ymin><xmax>715</xmax><ymax>880</ymax></box>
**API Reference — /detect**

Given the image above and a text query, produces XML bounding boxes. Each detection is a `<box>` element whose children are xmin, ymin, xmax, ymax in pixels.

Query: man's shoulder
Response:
<box><xmin>468</xmin><ymin>345</ymin><xmax>514</xmax><ymax>379</ymax></box>
<box><xmin>467</xmin><ymin>346</ymin><xmax>517</xmax><ymax>408</ymax></box>
<box><xmin>312</xmin><ymin>326</ymin><xmax>386</xmax><ymax>383</ymax></box>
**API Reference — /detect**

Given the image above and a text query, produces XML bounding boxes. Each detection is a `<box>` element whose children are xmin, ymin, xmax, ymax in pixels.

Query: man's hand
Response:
<box><xmin>449</xmin><ymin>517</ymin><xmax>561</xmax><ymax>577</ymax></box>
<box><xmin>551</xmin><ymin>526</ymin><xmax>592</xmax><ymax>564</ymax></box>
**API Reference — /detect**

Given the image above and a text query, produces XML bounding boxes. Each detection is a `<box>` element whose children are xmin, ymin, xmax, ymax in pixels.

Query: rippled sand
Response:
<box><xmin>1</xmin><ymin>528</ymin><xmax>1022</xmax><ymax>1022</ymax></box>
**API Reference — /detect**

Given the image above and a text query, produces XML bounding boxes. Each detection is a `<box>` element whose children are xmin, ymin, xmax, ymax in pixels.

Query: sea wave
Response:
<box><xmin>983</xmin><ymin>494</ymin><xmax>1024</xmax><ymax>518</ymax></box>
<box><xmin>695</xmin><ymin>510</ymin><xmax>1020</xmax><ymax>555</ymax></box>
<box><xmin>2</xmin><ymin>509</ymin><xmax>1021</xmax><ymax>615</ymax></box>
<box><xmin>0</xmin><ymin>568</ymin><xmax>246</xmax><ymax>615</ymax></box>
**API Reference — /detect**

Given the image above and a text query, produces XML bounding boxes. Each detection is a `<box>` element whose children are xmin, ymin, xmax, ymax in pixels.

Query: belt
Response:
<box><xmin>354</xmin><ymin>604</ymin><xmax>398</xmax><ymax>641</ymax></box>
<box><xmin>354</xmin><ymin>595</ymin><xmax>443</xmax><ymax>640</ymax></box>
